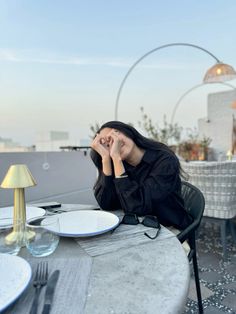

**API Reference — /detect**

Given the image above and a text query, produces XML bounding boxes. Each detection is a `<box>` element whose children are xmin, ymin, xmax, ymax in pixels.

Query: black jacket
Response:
<box><xmin>94</xmin><ymin>149</ymin><xmax>192</xmax><ymax>229</ymax></box>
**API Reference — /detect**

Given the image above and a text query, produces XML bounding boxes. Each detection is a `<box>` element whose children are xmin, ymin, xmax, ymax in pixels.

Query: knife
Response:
<box><xmin>42</xmin><ymin>270</ymin><xmax>60</xmax><ymax>314</ymax></box>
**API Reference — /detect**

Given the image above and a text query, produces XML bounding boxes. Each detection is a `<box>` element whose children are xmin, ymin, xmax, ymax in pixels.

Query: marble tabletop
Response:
<box><xmin>3</xmin><ymin>204</ymin><xmax>190</xmax><ymax>314</ymax></box>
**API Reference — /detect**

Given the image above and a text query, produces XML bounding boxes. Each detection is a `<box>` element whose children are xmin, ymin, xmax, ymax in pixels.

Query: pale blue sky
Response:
<box><xmin>1</xmin><ymin>0</ymin><xmax>236</xmax><ymax>145</ymax></box>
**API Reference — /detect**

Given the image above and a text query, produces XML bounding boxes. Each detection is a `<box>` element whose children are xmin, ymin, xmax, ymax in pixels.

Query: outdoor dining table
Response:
<box><xmin>3</xmin><ymin>204</ymin><xmax>190</xmax><ymax>314</ymax></box>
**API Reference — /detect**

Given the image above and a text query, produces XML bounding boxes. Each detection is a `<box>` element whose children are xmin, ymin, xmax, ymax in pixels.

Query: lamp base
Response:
<box><xmin>5</xmin><ymin>230</ymin><xmax>35</xmax><ymax>246</ymax></box>
<box><xmin>9</xmin><ymin>187</ymin><xmax>33</xmax><ymax>246</ymax></box>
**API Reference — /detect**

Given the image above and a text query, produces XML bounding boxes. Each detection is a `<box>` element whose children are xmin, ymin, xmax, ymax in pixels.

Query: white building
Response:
<box><xmin>36</xmin><ymin>131</ymin><xmax>72</xmax><ymax>151</ymax></box>
<box><xmin>36</xmin><ymin>131</ymin><xmax>91</xmax><ymax>151</ymax></box>
<box><xmin>0</xmin><ymin>137</ymin><xmax>35</xmax><ymax>152</ymax></box>
<box><xmin>198</xmin><ymin>89</ymin><xmax>236</xmax><ymax>160</ymax></box>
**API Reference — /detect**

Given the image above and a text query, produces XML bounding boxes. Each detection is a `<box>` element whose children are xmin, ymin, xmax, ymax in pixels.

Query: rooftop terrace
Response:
<box><xmin>0</xmin><ymin>151</ymin><xmax>235</xmax><ymax>313</ymax></box>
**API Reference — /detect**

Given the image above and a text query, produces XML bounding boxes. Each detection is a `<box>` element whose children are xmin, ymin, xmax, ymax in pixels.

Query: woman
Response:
<box><xmin>90</xmin><ymin>121</ymin><xmax>192</xmax><ymax>229</ymax></box>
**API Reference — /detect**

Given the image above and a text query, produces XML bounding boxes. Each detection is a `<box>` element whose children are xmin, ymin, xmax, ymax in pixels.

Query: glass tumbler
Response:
<box><xmin>0</xmin><ymin>218</ymin><xmax>22</xmax><ymax>255</ymax></box>
<box><xmin>26</xmin><ymin>215</ymin><xmax>60</xmax><ymax>257</ymax></box>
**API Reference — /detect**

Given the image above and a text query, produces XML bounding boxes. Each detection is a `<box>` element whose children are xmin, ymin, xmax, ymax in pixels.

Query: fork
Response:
<box><xmin>29</xmin><ymin>261</ymin><xmax>48</xmax><ymax>314</ymax></box>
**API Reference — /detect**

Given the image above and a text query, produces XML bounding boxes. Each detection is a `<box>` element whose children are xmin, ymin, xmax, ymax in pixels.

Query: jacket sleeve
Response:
<box><xmin>114</xmin><ymin>155</ymin><xmax>180</xmax><ymax>216</ymax></box>
<box><xmin>94</xmin><ymin>174</ymin><xmax>120</xmax><ymax>210</ymax></box>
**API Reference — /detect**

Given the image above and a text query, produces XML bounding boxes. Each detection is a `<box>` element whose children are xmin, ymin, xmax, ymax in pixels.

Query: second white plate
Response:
<box><xmin>0</xmin><ymin>206</ymin><xmax>45</xmax><ymax>225</ymax></box>
<box><xmin>50</xmin><ymin>210</ymin><xmax>119</xmax><ymax>237</ymax></box>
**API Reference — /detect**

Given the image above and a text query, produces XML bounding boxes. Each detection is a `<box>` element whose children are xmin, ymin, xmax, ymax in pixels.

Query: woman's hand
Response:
<box><xmin>91</xmin><ymin>133</ymin><xmax>110</xmax><ymax>160</ymax></box>
<box><xmin>107</xmin><ymin>130</ymin><xmax>123</xmax><ymax>160</ymax></box>
<box><xmin>107</xmin><ymin>130</ymin><xmax>126</xmax><ymax>176</ymax></box>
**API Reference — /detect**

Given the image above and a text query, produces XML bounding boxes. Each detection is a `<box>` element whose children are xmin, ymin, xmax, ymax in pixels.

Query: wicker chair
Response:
<box><xmin>181</xmin><ymin>161</ymin><xmax>236</xmax><ymax>259</ymax></box>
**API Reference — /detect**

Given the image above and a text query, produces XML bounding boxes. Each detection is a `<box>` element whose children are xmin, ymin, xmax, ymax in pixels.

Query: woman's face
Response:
<box><xmin>98</xmin><ymin>127</ymin><xmax>135</xmax><ymax>160</ymax></box>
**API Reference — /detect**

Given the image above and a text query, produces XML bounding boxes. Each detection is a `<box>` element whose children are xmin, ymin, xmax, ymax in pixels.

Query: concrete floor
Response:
<box><xmin>184</xmin><ymin>221</ymin><xmax>236</xmax><ymax>314</ymax></box>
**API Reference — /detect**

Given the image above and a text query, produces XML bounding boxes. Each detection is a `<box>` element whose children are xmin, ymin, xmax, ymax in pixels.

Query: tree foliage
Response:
<box><xmin>138</xmin><ymin>107</ymin><xmax>182</xmax><ymax>145</ymax></box>
<box><xmin>89</xmin><ymin>122</ymin><xmax>100</xmax><ymax>138</ymax></box>
<box><xmin>89</xmin><ymin>107</ymin><xmax>212</xmax><ymax>161</ymax></box>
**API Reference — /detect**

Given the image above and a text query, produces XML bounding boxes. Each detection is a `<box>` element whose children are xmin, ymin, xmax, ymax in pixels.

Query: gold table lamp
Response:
<box><xmin>0</xmin><ymin>164</ymin><xmax>37</xmax><ymax>245</ymax></box>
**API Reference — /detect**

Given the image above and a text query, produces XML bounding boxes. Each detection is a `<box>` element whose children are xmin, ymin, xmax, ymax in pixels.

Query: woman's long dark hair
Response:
<box><xmin>90</xmin><ymin>121</ymin><xmax>186</xmax><ymax>184</ymax></box>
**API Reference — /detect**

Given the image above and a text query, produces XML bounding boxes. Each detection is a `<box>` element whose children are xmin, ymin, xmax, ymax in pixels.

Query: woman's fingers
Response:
<box><xmin>91</xmin><ymin>134</ymin><xmax>111</xmax><ymax>158</ymax></box>
<box><xmin>92</xmin><ymin>130</ymin><xmax>123</xmax><ymax>159</ymax></box>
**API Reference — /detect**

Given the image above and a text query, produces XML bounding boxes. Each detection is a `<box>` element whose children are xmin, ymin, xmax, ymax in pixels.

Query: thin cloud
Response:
<box><xmin>0</xmin><ymin>49</ymin><xmax>20</xmax><ymax>62</ymax></box>
<box><xmin>0</xmin><ymin>48</ymin><xmax>202</xmax><ymax>70</ymax></box>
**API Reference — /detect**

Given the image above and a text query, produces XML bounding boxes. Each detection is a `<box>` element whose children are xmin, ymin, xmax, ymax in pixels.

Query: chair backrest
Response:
<box><xmin>181</xmin><ymin>161</ymin><xmax>236</xmax><ymax>219</ymax></box>
<box><xmin>181</xmin><ymin>181</ymin><xmax>205</xmax><ymax>230</ymax></box>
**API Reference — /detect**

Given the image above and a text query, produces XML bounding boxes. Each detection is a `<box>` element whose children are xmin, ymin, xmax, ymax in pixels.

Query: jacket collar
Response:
<box><xmin>142</xmin><ymin>149</ymin><xmax>158</xmax><ymax>164</ymax></box>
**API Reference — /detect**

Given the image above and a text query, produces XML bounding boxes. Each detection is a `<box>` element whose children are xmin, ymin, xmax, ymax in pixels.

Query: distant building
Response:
<box><xmin>36</xmin><ymin>131</ymin><xmax>72</xmax><ymax>151</ymax></box>
<box><xmin>198</xmin><ymin>89</ymin><xmax>236</xmax><ymax>160</ymax></box>
<box><xmin>35</xmin><ymin>130</ymin><xmax>91</xmax><ymax>152</ymax></box>
<box><xmin>0</xmin><ymin>137</ymin><xmax>35</xmax><ymax>152</ymax></box>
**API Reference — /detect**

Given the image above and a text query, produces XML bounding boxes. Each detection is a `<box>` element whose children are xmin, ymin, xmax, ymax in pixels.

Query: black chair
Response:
<box><xmin>177</xmin><ymin>181</ymin><xmax>205</xmax><ymax>314</ymax></box>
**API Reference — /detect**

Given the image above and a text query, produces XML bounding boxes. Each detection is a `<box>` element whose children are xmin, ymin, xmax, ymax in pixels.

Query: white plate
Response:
<box><xmin>49</xmin><ymin>210</ymin><xmax>119</xmax><ymax>237</ymax></box>
<box><xmin>0</xmin><ymin>206</ymin><xmax>45</xmax><ymax>223</ymax></box>
<box><xmin>0</xmin><ymin>254</ymin><xmax>32</xmax><ymax>311</ymax></box>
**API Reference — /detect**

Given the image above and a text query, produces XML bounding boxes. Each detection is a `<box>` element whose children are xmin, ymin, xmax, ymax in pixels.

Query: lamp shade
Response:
<box><xmin>203</xmin><ymin>62</ymin><xmax>236</xmax><ymax>83</ymax></box>
<box><xmin>0</xmin><ymin>164</ymin><xmax>37</xmax><ymax>188</ymax></box>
